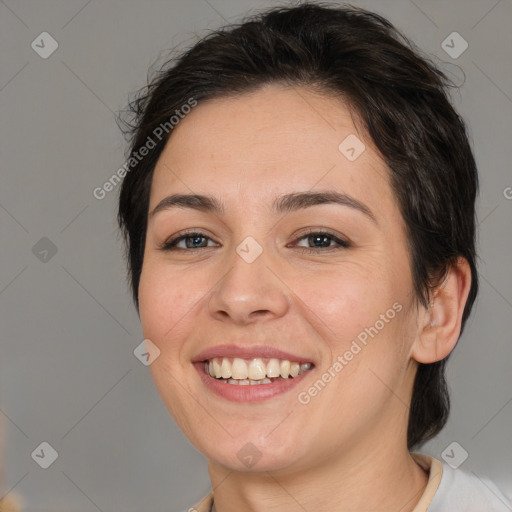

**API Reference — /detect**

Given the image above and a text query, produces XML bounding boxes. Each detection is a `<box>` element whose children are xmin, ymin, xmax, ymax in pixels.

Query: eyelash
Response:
<box><xmin>159</xmin><ymin>228</ymin><xmax>350</xmax><ymax>254</ymax></box>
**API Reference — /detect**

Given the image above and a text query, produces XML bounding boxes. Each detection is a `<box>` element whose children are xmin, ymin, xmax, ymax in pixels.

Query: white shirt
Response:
<box><xmin>412</xmin><ymin>452</ymin><xmax>511</xmax><ymax>511</ymax></box>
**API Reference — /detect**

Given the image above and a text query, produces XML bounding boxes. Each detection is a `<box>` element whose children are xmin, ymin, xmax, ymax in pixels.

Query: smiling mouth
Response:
<box><xmin>203</xmin><ymin>356</ymin><xmax>314</xmax><ymax>385</ymax></box>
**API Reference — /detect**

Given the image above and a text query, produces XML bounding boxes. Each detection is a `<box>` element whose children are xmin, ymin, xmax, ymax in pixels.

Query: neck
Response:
<box><xmin>208</xmin><ymin>441</ymin><xmax>428</xmax><ymax>512</ymax></box>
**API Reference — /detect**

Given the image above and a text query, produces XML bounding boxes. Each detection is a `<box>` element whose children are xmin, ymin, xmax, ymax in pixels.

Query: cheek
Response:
<box><xmin>294</xmin><ymin>261</ymin><xmax>399</xmax><ymax>343</ymax></box>
<box><xmin>138</xmin><ymin>260</ymin><xmax>207</xmax><ymax>352</ymax></box>
<box><xmin>138</xmin><ymin>261</ymin><xmax>208</xmax><ymax>435</ymax></box>
<box><xmin>292</xmin><ymin>261</ymin><xmax>410</xmax><ymax>402</ymax></box>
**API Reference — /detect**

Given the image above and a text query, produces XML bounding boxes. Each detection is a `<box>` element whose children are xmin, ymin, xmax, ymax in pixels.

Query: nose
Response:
<box><xmin>207</xmin><ymin>243</ymin><xmax>290</xmax><ymax>325</ymax></box>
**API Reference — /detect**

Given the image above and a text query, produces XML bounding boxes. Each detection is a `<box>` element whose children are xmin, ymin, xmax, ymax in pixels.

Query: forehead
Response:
<box><xmin>149</xmin><ymin>84</ymin><xmax>396</xmax><ymax>220</ymax></box>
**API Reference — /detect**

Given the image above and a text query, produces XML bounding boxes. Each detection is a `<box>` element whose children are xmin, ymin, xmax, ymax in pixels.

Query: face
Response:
<box><xmin>139</xmin><ymin>84</ymin><xmax>421</xmax><ymax>474</ymax></box>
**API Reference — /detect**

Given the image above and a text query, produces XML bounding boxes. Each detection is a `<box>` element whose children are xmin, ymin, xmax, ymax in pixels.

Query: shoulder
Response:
<box><xmin>182</xmin><ymin>491</ymin><xmax>213</xmax><ymax>512</ymax></box>
<box><xmin>418</xmin><ymin>453</ymin><xmax>512</xmax><ymax>512</ymax></box>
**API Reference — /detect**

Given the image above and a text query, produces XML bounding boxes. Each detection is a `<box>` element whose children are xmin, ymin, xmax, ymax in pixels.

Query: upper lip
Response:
<box><xmin>193</xmin><ymin>345</ymin><xmax>314</xmax><ymax>364</ymax></box>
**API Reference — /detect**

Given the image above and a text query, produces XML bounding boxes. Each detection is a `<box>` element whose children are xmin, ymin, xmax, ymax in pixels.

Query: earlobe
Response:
<box><xmin>411</xmin><ymin>257</ymin><xmax>472</xmax><ymax>364</ymax></box>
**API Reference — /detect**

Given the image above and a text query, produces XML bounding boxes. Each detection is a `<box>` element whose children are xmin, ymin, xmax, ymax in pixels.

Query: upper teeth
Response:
<box><xmin>205</xmin><ymin>357</ymin><xmax>312</xmax><ymax>380</ymax></box>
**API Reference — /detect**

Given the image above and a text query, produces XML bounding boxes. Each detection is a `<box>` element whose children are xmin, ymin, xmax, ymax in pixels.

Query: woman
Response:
<box><xmin>117</xmin><ymin>3</ymin><xmax>511</xmax><ymax>511</ymax></box>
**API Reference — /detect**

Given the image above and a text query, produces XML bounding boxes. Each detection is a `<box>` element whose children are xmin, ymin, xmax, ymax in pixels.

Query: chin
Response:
<box><xmin>198</xmin><ymin>431</ymin><xmax>309</xmax><ymax>474</ymax></box>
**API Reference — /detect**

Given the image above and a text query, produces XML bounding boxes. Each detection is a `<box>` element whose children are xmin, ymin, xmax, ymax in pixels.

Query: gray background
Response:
<box><xmin>1</xmin><ymin>0</ymin><xmax>511</xmax><ymax>510</ymax></box>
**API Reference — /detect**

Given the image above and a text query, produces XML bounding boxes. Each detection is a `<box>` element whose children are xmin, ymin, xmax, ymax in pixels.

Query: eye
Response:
<box><xmin>159</xmin><ymin>229</ymin><xmax>350</xmax><ymax>253</ymax></box>
<box><xmin>159</xmin><ymin>231</ymin><xmax>219</xmax><ymax>251</ymax></box>
<box><xmin>291</xmin><ymin>229</ymin><xmax>350</xmax><ymax>253</ymax></box>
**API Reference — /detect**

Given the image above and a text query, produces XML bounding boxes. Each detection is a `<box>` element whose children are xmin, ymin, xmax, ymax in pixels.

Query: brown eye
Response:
<box><xmin>292</xmin><ymin>230</ymin><xmax>350</xmax><ymax>253</ymax></box>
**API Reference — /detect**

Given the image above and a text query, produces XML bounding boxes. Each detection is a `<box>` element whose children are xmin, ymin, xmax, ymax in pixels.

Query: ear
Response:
<box><xmin>411</xmin><ymin>257</ymin><xmax>472</xmax><ymax>364</ymax></box>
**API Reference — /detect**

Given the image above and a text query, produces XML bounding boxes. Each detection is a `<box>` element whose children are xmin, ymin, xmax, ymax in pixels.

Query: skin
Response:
<box><xmin>138</xmin><ymin>84</ymin><xmax>471</xmax><ymax>511</ymax></box>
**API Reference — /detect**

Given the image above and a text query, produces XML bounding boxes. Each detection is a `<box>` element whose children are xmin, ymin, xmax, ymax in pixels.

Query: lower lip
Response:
<box><xmin>194</xmin><ymin>362</ymin><xmax>313</xmax><ymax>402</ymax></box>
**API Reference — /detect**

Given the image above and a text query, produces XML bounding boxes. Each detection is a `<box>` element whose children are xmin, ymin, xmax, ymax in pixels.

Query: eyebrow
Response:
<box><xmin>150</xmin><ymin>191</ymin><xmax>377</xmax><ymax>224</ymax></box>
